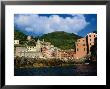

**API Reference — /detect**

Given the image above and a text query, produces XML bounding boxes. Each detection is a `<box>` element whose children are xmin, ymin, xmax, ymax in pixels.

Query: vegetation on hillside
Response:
<box><xmin>39</xmin><ymin>31</ymin><xmax>81</xmax><ymax>50</ymax></box>
<box><xmin>14</xmin><ymin>28</ymin><xmax>81</xmax><ymax>50</ymax></box>
<box><xmin>14</xmin><ymin>29</ymin><xmax>27</xmax><ymax>44</ymax></box>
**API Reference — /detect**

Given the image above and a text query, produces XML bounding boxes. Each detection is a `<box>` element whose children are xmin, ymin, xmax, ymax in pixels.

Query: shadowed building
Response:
<box><xmin>86</xmin><ymin>33</ymin><xmax>97</xmax><ymax>54</ymax></box>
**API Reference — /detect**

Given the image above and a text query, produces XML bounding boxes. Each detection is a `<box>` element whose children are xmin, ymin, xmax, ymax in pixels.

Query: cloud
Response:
<box><xmin>14</xmin><ymin>14</ymin><xmax>89</xmax><ymax>36</ymax></box>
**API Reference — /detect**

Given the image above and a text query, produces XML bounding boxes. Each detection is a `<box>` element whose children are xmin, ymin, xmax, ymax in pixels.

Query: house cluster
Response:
<box><xmin>14</xmin><ymin>36</ymin><xmax>61</xmax><ymax>59</ymax></box>
<box><xmin>14</xmin><ymin>32</ymin><xmax>97</xmax><ymax>60</ymax></box>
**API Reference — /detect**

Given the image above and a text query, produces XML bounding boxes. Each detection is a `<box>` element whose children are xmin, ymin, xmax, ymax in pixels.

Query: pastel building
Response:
<box><xmin>58</xmin><ymin>49</ymin><xmax>75</xmax><ymax>61</ymax></box>
<box><xmin>74</xmin><ymin>32</ymin><xmax>97</xmax><ymax>59</ymax></box>
<box><xmin>74</xmin><ymin>38</ymin><xmax>87</xmax><ymax>59</ymax></box>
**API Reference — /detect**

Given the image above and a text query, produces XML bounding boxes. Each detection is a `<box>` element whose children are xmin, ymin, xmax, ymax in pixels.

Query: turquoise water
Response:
<box><xmin>14</xmin><ymin>64</ymin><xmax>97</xmax><ymax>76</ymax></box>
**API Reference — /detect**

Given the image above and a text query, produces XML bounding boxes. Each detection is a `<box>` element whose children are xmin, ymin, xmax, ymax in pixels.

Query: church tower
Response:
<box><xmin>36</xmin><ymin>39</ymin><xmax>41</xmax><ymax>52</ymax></box>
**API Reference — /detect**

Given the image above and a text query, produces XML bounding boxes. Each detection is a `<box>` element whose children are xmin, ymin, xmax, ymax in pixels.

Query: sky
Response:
<box><xmin>14</xmin><ymin>14</ymin><xmax>97</xmax><ymax>37</ymax></box>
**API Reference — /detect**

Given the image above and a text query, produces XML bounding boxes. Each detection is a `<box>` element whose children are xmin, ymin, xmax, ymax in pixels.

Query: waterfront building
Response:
<box><xmin>74</xmin><ymin>32</ymin><xmax>97</xmax><ymax>59</ymax></box>
<box><xmin>86</xmin><ymin>33</ymin><xmax>97</xmax><ymax>53</ymax></box>
<box><xmin>74</xmin><ymin>38</ymin><xmax>87</xmax><ymax>59</ymax></box>
<box><xmin>59</xmin><ymin>49</ymin><xmax>75</xmax><ymax>61</ymax></box>
<box><xmin>15</xmin><ymin>47</ymin><xmax>27</xmax><ymax>57</ymax></box>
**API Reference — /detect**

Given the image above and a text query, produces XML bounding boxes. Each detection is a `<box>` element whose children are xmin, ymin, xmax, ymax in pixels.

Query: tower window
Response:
<box><xmin>77</xmin><ymin>48</ymin><xmax>79</xmax><ymax>51</ymax></box>
<box><xmin>89</xmin><ymin>35</ymin><xmax>91</xmax><ymax>37</ymax></box>
<box><xmin>90</xmin><ymin>43</ymin><xmax>91</xmax><ymax>45</ymax></box>
<box><xmin>83</xmin><ymin>44</ymin><xmax>85</xmax><ymax>46</ymax></box>
<box><xmin>90</xmin><ymin>39</ymin><xmax>91</xmax><ymax>41</ymax></box>
<box><xmin>84</xmin><ymin>48</ymin><xmax>86</xmax><ymax>51</ymax></box>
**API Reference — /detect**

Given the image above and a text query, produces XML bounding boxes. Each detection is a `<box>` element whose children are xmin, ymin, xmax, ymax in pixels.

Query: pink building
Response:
<box><xmin>74</xmin><ymin>32</ymin><xmax>97</xmax><ymax>59</ymax></box>
<box><xmin>86</xmin><ymin>33</ymin><xmax>97</xmax><ymax>53</ymax></box>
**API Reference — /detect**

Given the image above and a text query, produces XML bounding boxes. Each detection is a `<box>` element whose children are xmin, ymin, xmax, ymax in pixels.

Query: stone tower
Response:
<box><xmin>27</xmin><ymin>36</ymin><xmax>31</xmax><ymax>41</ymax></box>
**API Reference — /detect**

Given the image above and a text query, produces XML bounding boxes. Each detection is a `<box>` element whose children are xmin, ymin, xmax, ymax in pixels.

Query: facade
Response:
<box><xmin>58</xmin><ymin>49</ymin><xmax>75</xmax><ymax>61</ymax></box>
<box><xmin>55</xmin><ymin>48</ymin><xmax>61</xmax><ymax>59</ymax></box>
<box><xmin>27</xmin><ymin>46</ymin><xmax>37</xmax><ymax>52</ymax></box>
<box><xmin>74</xmin><ymin>32</ymin><xmax>97</xmax><ymax>59</ymax></box>
<box><xmin>15</xmin><ymin>39</ymin><xmax>43</xmax><ymax>58</ymax></box>
<box><xmin>15</xmin><ymin>47</ymin><xmax>27</xmax><ymax>57</ymax></box>
<box><xmin>74</xmin><ymin>38</ymin><xmax>87</xmax><ymax>59</ymax></box>
<box><xmin>86</xmin><ymin>33</ymin><xmax>97</xmax><ymax>53</ymax></box>
<box><xmin>15</xmin><ymin>39</ymin><xmax>58</xmax><ymax>59</ymax></box>
<box><xmin>14</xmin><ymin>40</ymin><xmax>19</xmax><ymax>45</ymax></box>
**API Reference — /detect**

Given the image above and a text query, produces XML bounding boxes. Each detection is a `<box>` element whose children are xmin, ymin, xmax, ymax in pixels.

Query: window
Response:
<box><xmin>90</xmin><ymin>39</ymin><xmax>91</xmax><ymax>41</ymax></box>
<box><xmin>78</xmin><ymin>40</ymin><xmax>80</xmax><ymax>42</ymax></box>
<box><xmin>94</xmin><ymin>35</ymin><xmax>95</xmax><ymax>37</ymax></box>
<box><xmin>84</xmin><ymin>48</ymin><xmax>86</xmax><ymax>51</ymax></box>
<box><xmin>77</xmin><ymin>44</ymin><xmax>78</xmax><ymax>46</ymax></box>
<box><xmin>77</xmin><ymin>48</ymin><xmax>78</xmax><ymax>51</ymax></box>
<box><xmin>83</xmin><ymin>40</ymin><xmax>84</xmax><ymax>41</ymax></box>
<box><xmin>89</xmin><ymin>35</ymin><xmax>91</xmax><ymax>37</ymax></box>
<box><xmin>90</xmin><ymin>43</ymin><xmax>91</xmax><ymax>45</ymax></box>
<box><xmin>83</xmin><ymin>44</ymin><xmax>85</xmax><ymax>46</ymax></box>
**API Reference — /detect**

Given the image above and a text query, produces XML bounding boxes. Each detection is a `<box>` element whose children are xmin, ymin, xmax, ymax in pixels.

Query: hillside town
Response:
<box><xmin>14</xmin><ymin>32</ymin><xmax>97</xmax><ymax>63</ymax></box>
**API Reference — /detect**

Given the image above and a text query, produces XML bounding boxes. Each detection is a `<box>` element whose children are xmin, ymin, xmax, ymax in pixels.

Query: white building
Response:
<box><xmin>27</xmin><ymin>46</ymin><xmax>37</xmax><ymax>52</ymax></box>
<box><xmin>14</xmin><ymin>40</ymin><xmax>19</xmax><ymax>45</ymax></box>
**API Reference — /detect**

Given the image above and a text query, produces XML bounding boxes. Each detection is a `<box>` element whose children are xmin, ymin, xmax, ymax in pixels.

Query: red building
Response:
<box><xmin>74</xmin><ymin>38</ymin><xmax>87</xmax><ymax>59</ymax></box>
<box><xmin>74</xmin><ymin>32</ymin><xmax>97</xmax><ymax>59</ymax></box>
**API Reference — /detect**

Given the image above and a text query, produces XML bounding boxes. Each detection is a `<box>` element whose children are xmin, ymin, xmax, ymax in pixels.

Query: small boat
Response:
<box><xmin>85</xmin><ymin>62</ymin><xmax>89</xmax><ymax>65</ymax></box>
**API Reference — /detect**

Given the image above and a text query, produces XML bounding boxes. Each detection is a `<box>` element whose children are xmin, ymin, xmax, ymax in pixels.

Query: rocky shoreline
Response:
<box><xmin>14</xmin><ymin>56</ymin><xmax>96</xmax><ymax>68</ymax></box>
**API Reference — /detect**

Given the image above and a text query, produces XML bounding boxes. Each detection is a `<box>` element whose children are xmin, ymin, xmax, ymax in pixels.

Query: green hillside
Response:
<box><xmin>39</xmin><ymin>31</ymin><xmax>81</xmax><ymax>50</ymax></box>
<box><xmin>14</xmin><ymin>29</ymin><xmax>26</xmax><ymax>40</ymax></box>
<box><xmin>14</xmin><ymin>29</ymin><xmax>81</xmax><ymax>50</ymax></box>
<box><xmin>14</xmin><ymin>29</ymin><xmax>27</xmax><ymax>45</ymax></box>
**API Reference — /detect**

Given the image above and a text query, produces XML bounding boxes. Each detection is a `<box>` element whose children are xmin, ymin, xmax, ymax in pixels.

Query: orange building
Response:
<box><xmin>74</xmin><ymin>38</ymin><xmax>87</xmax><ymax>59</ymax></box>
<box><xmin>59</xmin><ymin>49</ymin><xmax>75</xmax><ymax>60</ymax></box>
<box><xmin>74</xmin><ymin>32</ymin><xmax>97</xmax><ymax>59</ymax></box>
